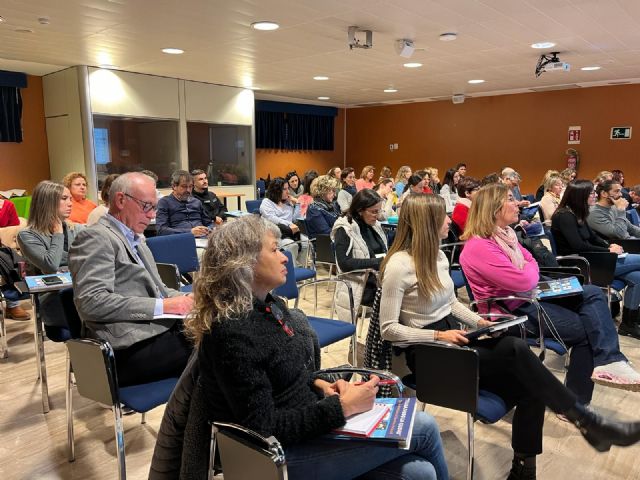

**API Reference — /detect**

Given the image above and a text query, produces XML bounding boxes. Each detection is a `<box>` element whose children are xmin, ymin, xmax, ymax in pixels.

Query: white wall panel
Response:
<box><xmin>185</xmin><ymin>81</ymin><xmax>254</xmax><ymax>125</ymax></box>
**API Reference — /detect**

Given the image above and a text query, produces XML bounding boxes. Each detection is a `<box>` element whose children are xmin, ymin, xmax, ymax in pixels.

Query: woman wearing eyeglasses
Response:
<box><xmin>380</xmin><ymin>193</ymin><xmax>640</xmax><ymax>479</ymax></box>
<box><xmin>331</xmin><ymin>189</ymin><xmax>387</xmax><ymax>324</ymax></box>
<box><xmin>551</xmin><ymin>179</ymin><xmax>640</xmax><ymax>339</ymax></box>
<box><xmin>186</xmin><ymin>215</ymin><xmax>448</xmax><ymax>480</ymax></box>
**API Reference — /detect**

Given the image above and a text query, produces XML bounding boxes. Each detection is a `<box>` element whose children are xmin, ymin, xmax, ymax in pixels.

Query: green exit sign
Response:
<box><xmin>610</xmin><ymin>127</ymin><xmax>632</xmax><ymax>139</ymax></box>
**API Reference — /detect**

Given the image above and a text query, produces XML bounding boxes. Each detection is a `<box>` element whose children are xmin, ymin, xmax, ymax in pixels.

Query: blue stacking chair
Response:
<box><xmin>146</xmin><ymin>233</ymin><xmax>199</xmax><ymax>286</ymax></box>
<box><xmin>66</xmin><ymin>338</ymin><xmax>178</xmax><ymax>480</ymax></box>
<box><xmin>627</xmin><ymin>209</ymin><xmax>640</xmax><ymax>226</ymax></box>
<box><xmin>256</xmin><ymin>180</ymin><xmax>266</xmax><ymax>198</ymax></box>
<box><xmin>274</xmin><ymin>250</ymin><xmax>357</xmax><ymax>365</ymax></box>
<box><xmin>245</xmin><ymin>198</ymin><xmax>263</xmax><ymax>214</ymax></box>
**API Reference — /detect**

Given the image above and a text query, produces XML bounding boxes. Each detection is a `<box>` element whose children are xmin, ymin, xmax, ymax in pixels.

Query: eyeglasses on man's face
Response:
<box><xmin>124</xmin><ymin>193</ymin><xmax>157</xmax><ymax>213</ymax></box>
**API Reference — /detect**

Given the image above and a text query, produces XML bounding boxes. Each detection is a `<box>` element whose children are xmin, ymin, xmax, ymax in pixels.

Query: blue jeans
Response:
<box><xmin>517</xmin><ymin>285</ymin><xmax>626</xmax><ymax>404</ymax></box>
<box><xmin>283</xmin><ymin>412</ymin><xmax>448</xmax><ymax>480</ymax></box>
<box><xmin>615</xmin><ymin>254</ymin><xmax>640</xmax><ymax>310</ymax></box>
<box><xmin>1</xmin><ymin>285</ymin><xmax>29</xmax><ymax>308</ymax></box>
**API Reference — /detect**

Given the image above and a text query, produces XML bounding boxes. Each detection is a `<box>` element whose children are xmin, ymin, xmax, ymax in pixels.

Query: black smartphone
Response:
<box><xmin>41</xmin><ymin>275</ymin><xmax>63</xmax><ymax>286</ymax></box>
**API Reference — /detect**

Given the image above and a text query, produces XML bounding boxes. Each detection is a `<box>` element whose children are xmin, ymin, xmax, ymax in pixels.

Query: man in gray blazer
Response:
<box><xmin>69</xmin><ymin>172</ymin><xmax>193</xmax><ymax>386</ymax></box>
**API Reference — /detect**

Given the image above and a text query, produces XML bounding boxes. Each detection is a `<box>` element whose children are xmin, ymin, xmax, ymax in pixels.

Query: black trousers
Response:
<box><xmin>403</xmin><ymin>316</ymin><xmax>577</xmax><ymax>455</ymax></box>
<box><xmin>113</xmin><ymin>321</ymin><xmax>193</xmax><ymax>387</ymax></box>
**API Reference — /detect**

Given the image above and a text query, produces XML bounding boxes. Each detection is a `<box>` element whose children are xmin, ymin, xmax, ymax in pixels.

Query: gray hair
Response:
<box><xmin>311</xmin><ymin>175</ymin><xmax>340</xmax><ymax>198</ymax></box>
<box><xmin>186</xmin><ymin>216</ymin><xmax>280</xmax><ymax>345</ymax></box>
<box><xmin>171</xmin><ymin>169</ymin><xmax>192</xmax><ymax>186</ymax></box>
<box><xmin>108</xmin><ymin>172</ymin><xmax>155</xmax><ymax>208</ymax></box>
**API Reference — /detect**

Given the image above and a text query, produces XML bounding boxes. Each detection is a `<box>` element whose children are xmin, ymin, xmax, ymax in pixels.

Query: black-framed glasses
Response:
<box><xmin>124</xmin><ymin>193</ymin><xmax>156</xmax><ymax>213</ymax></box>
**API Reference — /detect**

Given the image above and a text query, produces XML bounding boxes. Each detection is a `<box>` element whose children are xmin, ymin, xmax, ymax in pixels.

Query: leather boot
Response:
<box><xmin>618</xmin><ymin>308</ymin><xmax>640</xmax><ymax>340</ymax></box>
<box><xmin>506</xmin><ymin>454</ymin><xmax>536</xmax><ymax>480</ymax></box>
<box><xmin>5</xmin><ymin>305</ymin><xmax>31</xmax><ymax>320</ymax></box>
<box><xmin>565</xmin><ymin>403</ymin><xmax>640</xmax><ymax>452</ymax></box>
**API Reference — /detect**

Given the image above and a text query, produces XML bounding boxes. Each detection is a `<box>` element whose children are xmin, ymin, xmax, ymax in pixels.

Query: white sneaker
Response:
<box><xmin>592</xmin><ymin>361</ymin><xmax>640</xmax><ymax>392</ymax></box>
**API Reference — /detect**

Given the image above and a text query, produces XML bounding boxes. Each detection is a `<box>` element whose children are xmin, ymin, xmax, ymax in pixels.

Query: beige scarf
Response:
<box><xmin>492</xmin><ymin>226</ymin><xmax>525</xmax><ymax>270</ymax></box>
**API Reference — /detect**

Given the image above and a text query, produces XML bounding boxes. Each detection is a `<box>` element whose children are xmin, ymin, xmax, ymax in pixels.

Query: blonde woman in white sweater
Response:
<box><xmin>378</xmin><ymin>193</ymin><xmax>640</xmax><ymax>478</ymax></box>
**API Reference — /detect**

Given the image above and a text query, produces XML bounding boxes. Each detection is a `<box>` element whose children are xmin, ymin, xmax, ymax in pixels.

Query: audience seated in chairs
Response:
<box><xmin>552</xmin><ymin>179</ymin><xmax>640</xmax><ymax>340</ymax></box>
<box><xmin>191</xmin><ymin>169</ymin><xmax>227</xmax><ymax>224</ymax></box>
<box><xmin>534</xmin><ymin>169</ymin><xmax>560</xmax><ymax>202</ymax></box>
<box><xmin>63</xmin><ymin>171</ymin><xmax>97</xmax><ymax>224</ymax></box>
<box><xmin>379</xmin><ymin>193</ymin><xmax>640</xmax><ymax>477</ymax></box>
<box><xmin>69</xmin><ymin>172</ymin><xmax>193</xmax><ymax>388</ymax></box>
<box><xmin>439</xmin><ymin>168</ymin><xmax>460</xmax><ymax>214</ymax></box>
<box><xmin>327</xmin><ymin>166</ymin><xmax>342</xmax><ymax>181</ymax></box>
<box><xmin>305</xmin><ymin>175</ymin><xmax>341</xmax><ymax>238</ymax></box>
<box><xmin>397</xmin><ymin>175</ymin><xmax>426</xmax><ymax>214</ymax></box>
<box><xmin>331</xmin><ymin>189</ymin><xmax>387</xmax><ymax>323</ymax></box>
<box><xmin>588</xmin><ymin>180</ymin><xmax>640</xmax><ymax>241</ymax></box>
<box><xmin>87</xmin><ymin>174</ymin><xmax>119</xmax><ymax>226</ymax></box>
<box><xmin>538</xmin><ymin>173</ymin><xmax>563</xmax><ymax>226</ymax></box>
<box><xmin>156</xmin><ymin>170</ymin><xmax>213</xmax><ymax>237</ymax></box>
<box><xmin>0</xmin><ymin>195</ymin><xmax>20</xmax><ymax>228</ymax></box>
<box><xmin>297</xmin><ymin>171</ymin><xmax>318</xmax><ymax>217</ymax></box>
<box><xmin>286</xmin><ymin>171</ymin><xmax>304</xmax><ymax>200</ymax></box>
<box><xmin>260</xmin><ymin>177</ymin><xmax>308</xmax><ymax>266</ymax></box>
<box><xmin>461</xmin><ymin>183</ymin><xmax>640</xmax><ymax>406</ymax></box>
<box><xmin>17</xmin><ymin>181</ymin><xmax>84</xmax><ymax>323</ymax></box>
<box><xmin>183</xmin><ymin>215</ymin><xmax>448</xmax><ymax>479</ymax></box>
<box><xmin>394</xmin><ymin>165</ymin><xmax>413</xmax><ymax>198</ymax></box>
<box><xmin>375</xmin><ymin>177</ymin><xmax>396</xmax><ymax>221</ymax></box>
<box><xmin>451</xmin><ymin>176</ymin><xmax>480</xmax><ymax>233</ymax></box>
<box><xmin>336</xmin><ymin>168</ymin><xmax>357</xmax><ymax>213</ymax></box>
<box><xmin>355</xmin><ymin>165</ymin><xmax>376</xmax><ymax>192</ymax></box>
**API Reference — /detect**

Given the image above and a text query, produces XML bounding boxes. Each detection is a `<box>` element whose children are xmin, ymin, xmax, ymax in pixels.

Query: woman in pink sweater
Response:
<box><xmin>460</xmin><ymin>183</ymin><xmax>640</xmax><ymax>406</ymax></box>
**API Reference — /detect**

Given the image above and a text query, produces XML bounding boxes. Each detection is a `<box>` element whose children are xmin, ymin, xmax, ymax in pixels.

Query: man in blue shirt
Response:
<box><xmin>156</xmin><ymin>170</ymin><xmax>213</xmax><ymax>236</ymax></box>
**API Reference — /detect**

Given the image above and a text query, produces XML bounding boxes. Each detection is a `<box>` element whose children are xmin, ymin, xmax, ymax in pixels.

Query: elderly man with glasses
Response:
<box><xmin>69</xmin><ymin>172</ymin><xmax>193</xmax><ymax>387</ymax></box>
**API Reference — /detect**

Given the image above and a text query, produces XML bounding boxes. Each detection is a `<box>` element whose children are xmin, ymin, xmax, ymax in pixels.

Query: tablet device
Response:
<box><xmin>464</xmin><ymin>316</ymin><xmax>528</xmax><ymax>341</ymax></box>
<box><xmin>41</xmin><ymin>275</ymin><xmax>63</xmax><ymax>286</ymax></box>
<box><xmin>535</xmin><ymin>276</ymin><xmax>583</xmax><ymax>299</ymax></box>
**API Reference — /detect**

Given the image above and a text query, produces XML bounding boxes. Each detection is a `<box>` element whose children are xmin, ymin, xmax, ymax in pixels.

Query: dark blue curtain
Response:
<box><xmin>0</xmin><ymin>86</ymin><xmax>23</xmax><ymax>143</ymax></box>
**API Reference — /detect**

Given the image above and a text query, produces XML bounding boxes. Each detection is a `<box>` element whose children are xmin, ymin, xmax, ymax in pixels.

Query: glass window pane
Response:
<box><xmin>187</xmin><ymin>122</ymin><xmax>252</xmax><ymax>186</ymax></box>
<box><xmin>92</xmin><ymin>115</ymin><xmax>179</xmax><ymax>188</ymax></box>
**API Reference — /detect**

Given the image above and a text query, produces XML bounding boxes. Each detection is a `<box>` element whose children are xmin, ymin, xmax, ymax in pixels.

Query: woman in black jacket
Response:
<box><xmin>185</xmin><ymin>215</ymin><xmax>448</xmax><ymax>480</ymax></box>
<box><xmin>551</xmin><ymin>179</ymin><xmax>640</xmax><ymax>338</ymax></box>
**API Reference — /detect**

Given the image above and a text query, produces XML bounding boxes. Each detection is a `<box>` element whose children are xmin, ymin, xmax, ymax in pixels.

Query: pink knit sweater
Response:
<box><xmin>460</xmin><ymin>236</ymin><xmax>539</xmax><ymax>312</ymax></box>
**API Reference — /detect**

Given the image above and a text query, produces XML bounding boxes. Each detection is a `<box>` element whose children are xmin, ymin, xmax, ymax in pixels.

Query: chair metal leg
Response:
<box><xmin>112</xmin><ymin>403</ymin><xmax>127</xmax><ymax>480</ymax></box>
<box><xmin>66</xmin><ymin>351</ymin><xmax>75</xmax><ymax>462</ymax></box>
<box><xmin>209</xmin><ymin>426</ymin><xmax>218</xmax><ymax>480</ymax></box>
<box><xmin>0</xmin><ymin>301</ymin><xmax>7</xmax><ymax>359</ymax></box>
<box><xmin>351</xmin><ymin>333</ymin><xmax>358</xmax><ymax>366</ymax></box>
<box><xmin>32</xmin><ymin>294</ymin><xmax>50</xmax><ymax>413</ymax></box>
<box><xmin>141</xmin><ymin>412</ymin><xmax>146</xmax><ymax>424</ymax></box>
<box><xmin>467</xmin><ymin>413</ymin><xmax>475</xmax><ymax>480</ymax></box>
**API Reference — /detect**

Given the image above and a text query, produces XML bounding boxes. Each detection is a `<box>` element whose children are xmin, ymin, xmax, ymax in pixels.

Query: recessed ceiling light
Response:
<box><xmin>531</xmin><ymin>42</ymin><xmax>556</xmax><ymax>49</ymax></box>
<box><xmin>403</xmin><ymin>62</ymin><xmax>422</xmax><ymax>68</ymax></box>
<box><xmin>99</xmin><ymin>64</ymin><xmax>117</xmax><ymax>69</ymax></box>
<box><xmin>581</xmin><ymin>66</ymin><xmax>601</xmax><ymax>71</ymax></box>
<box><xmin>0</xmin><ymin>16</ymin><xmax>5</xmax><ymax>23</ymax></box>
<box><xmin>384</xmin><ymin>88</ymin><xmax>398</xmax><ymax>93</ymax></box>
<box><xmin>15</xmin><ymin>28</ymin><xmax>33</xmax><ymax>33</ymax></box>
<box><xmin>313</xmin><ymin>75</ymin><xmax>329</xmax><ymax>81</ymax></box>
<box><xmin>439</xmin><ymin>32</ymin><xmax>457</xmax><ymax>42</ymax></box>
<box><xmin>162</xmin><ymin>48</ymin><xmax>184</xmax><ymax>55</ymax></box>
<box><xmin>318</xmin><ymin>96</ymin><xmax>330</xmax><ymax>100</ymax></box>
<box><xmin>251</xmin><ymin>21</ymin><xmax>279</xmax><ymax>31</ymax></box>
<box><xmin>468</xmin><ymin>79</ymin><xmax>485</xmax><ymax>84</ymax></box>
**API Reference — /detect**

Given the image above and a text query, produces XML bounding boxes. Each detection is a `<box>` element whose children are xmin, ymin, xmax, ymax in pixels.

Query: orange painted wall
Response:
<box><xmin>346</xmin><ymin>85</ymin><xmax>640</xmax><ymax>193</ymax></box>
<box><xmin>0</xmin><ymin>75</ymin><xmax>50</xmax><ymax>192</ymax></box>
<box><xmin>255</xmin><ymin>108</ymin><xmax>345</xmax><ymax>180</ymax></box>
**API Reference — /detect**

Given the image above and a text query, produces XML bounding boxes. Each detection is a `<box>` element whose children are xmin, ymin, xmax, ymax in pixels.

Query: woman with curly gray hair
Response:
<box><xmin>185</xmin><ymin>215</ymin><xmax>448</xmax><ymax>480</ymax></box>
<box><xmin>305</xmin><ymin>175</ymin><xmax>341</xmax><ymax>237</ymax></box>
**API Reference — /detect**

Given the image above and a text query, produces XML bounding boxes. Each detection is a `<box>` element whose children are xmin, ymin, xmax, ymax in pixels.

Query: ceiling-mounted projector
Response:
<box><xmin>348</xmin><ymin>26</ymin><xmax>373</xmax><ymax>49</ymax></box>
<box><xmin>535</xmin><ymin>52</ymin><xmax>570</xmax><ymax>77</ymax></box>
<box><xmin>396</xmin><ymin>39</ymin><xmax>415</xmax><ymax>58</ymax></box>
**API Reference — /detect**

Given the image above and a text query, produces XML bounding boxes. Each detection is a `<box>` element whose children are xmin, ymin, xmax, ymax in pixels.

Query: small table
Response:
<box><xmin>225</xmin><ymin>210</ymin><xmax>253</xmax><ymax>219</ymax></box>
<box><xmin>18</xmin><ymin>272</ymin><xmax>73</xmax><ymax>414</ymax></box>
<box><xmin>214</xmin><ymin>192</ymin><xmax>246</xmax><ymax>210</ymax></box>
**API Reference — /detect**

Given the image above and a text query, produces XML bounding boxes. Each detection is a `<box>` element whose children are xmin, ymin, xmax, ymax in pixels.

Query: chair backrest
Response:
<box><xmin>314</xmin><ymin>234</ymin><xmax>335</xmax><ymax>265</ymax></box>
<box><xmin>245</xmin><ymin>199</ymin><xmax>263</xmax><ymax>214</ymax></box>
<box><xmin>146</xmin><ymin>233</ymin><xmax>199</xmax><ymax>276</ymax></box>
<box><xmin>627</xmin><ymin>209</ymin><xmax>640</xmax><ymax>226</ymax></box>
<box><xmin>213</xmin><ymin>423</ymin><xmax>286</xmax><ymax>480</ymax></box>
<box><xmin>580</xmin><ymin>252</ymin><xmax>617</xmax><ymax>287</ymax></box>
<box><xmin>256</xmin><ymin>180</ymin><xmax>266</xmax><ymax>198</ymax></box>
<box><xmin>273</xmin><ymin>250</ymin><xmax>299</xmax><ymax>300</ymax></box>
<box><xmin>546</xmin><ymin>228</ymin><xmax>558</xmax><ymax>255</ymax></box>
<box><xmin>414</xmin><ymin>343</ymin><xmax>480</xmax><ymax>416</ymax></box>
<box><xmin>66</xmin><ymin>338</ymin><xmax>119</xmax><ymax>406</ymax></box>
<box><xmin>618</xmin><ymin>238</ymin><xmax>640</xmax><ymax>254</ymax></box>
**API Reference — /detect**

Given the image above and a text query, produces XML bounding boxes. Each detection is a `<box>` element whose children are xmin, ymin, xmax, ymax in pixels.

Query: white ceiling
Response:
<box><xmin>1</xmin><ymin>0</ymin><xmax>640</xmax><ymax>106</ymax></box>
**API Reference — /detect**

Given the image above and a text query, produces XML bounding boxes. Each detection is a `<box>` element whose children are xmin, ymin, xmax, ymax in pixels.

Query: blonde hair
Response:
<box><xmin>381</xmin><ymin>194</ymin><xmax>445</xmax><ymax>301</ymax></box>
<box><xmin>311</xmin><ymin>175</ymin><xmax>340</xmax><ymax>198</ymax></box>
<box><xmin>540</xmin><ymin>169</ymin><xmax>559</xmax><ymax>185</ymax></box>
<box><xmin>185</xmin><ymin>216</ymin><xmax>280</xmax><ymax>345</ymax></box>
<box><xmin>560</xmin><ymin>168</ymin><xmax>576</xmax><ymax>184</ymax></box>
<box><xmin>27</xmin><ymin>181</ymin><xmax>65</xmax><ymax>234</ymax></box>
<box><xmin>461</xmin><ymin>183</ymin><xmax>509</xmax><ymax>240</ymax></box>
<box><xmin>544</xmin><ymin>174</ymin><xmax>563</xmax><ymax>192</ymax></box>
<box><xmin>360</xmin><ymin>165</ymin><xmax>375</xmax><ymax>180</ymax></box>
<box><xmin>593</xmin><ymin>171</ymin><xmax>613</xmax><ymax>185</ymax></box>
<box><xmin>394</xmin><ymin>166</ymin><xmax>412</xmax><ymax>183</ymax></box>
<box><xmin>62</xmin><ymin>171</ymin><xmax>88</xmax><ymax>189</ymax></box>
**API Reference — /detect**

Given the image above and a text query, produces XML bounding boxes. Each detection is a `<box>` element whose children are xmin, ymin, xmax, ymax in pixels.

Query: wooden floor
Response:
<box><xmin>2</xmin><ymin>286</ymin><xmax>640</xmax><ymax>480</ymax></box>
